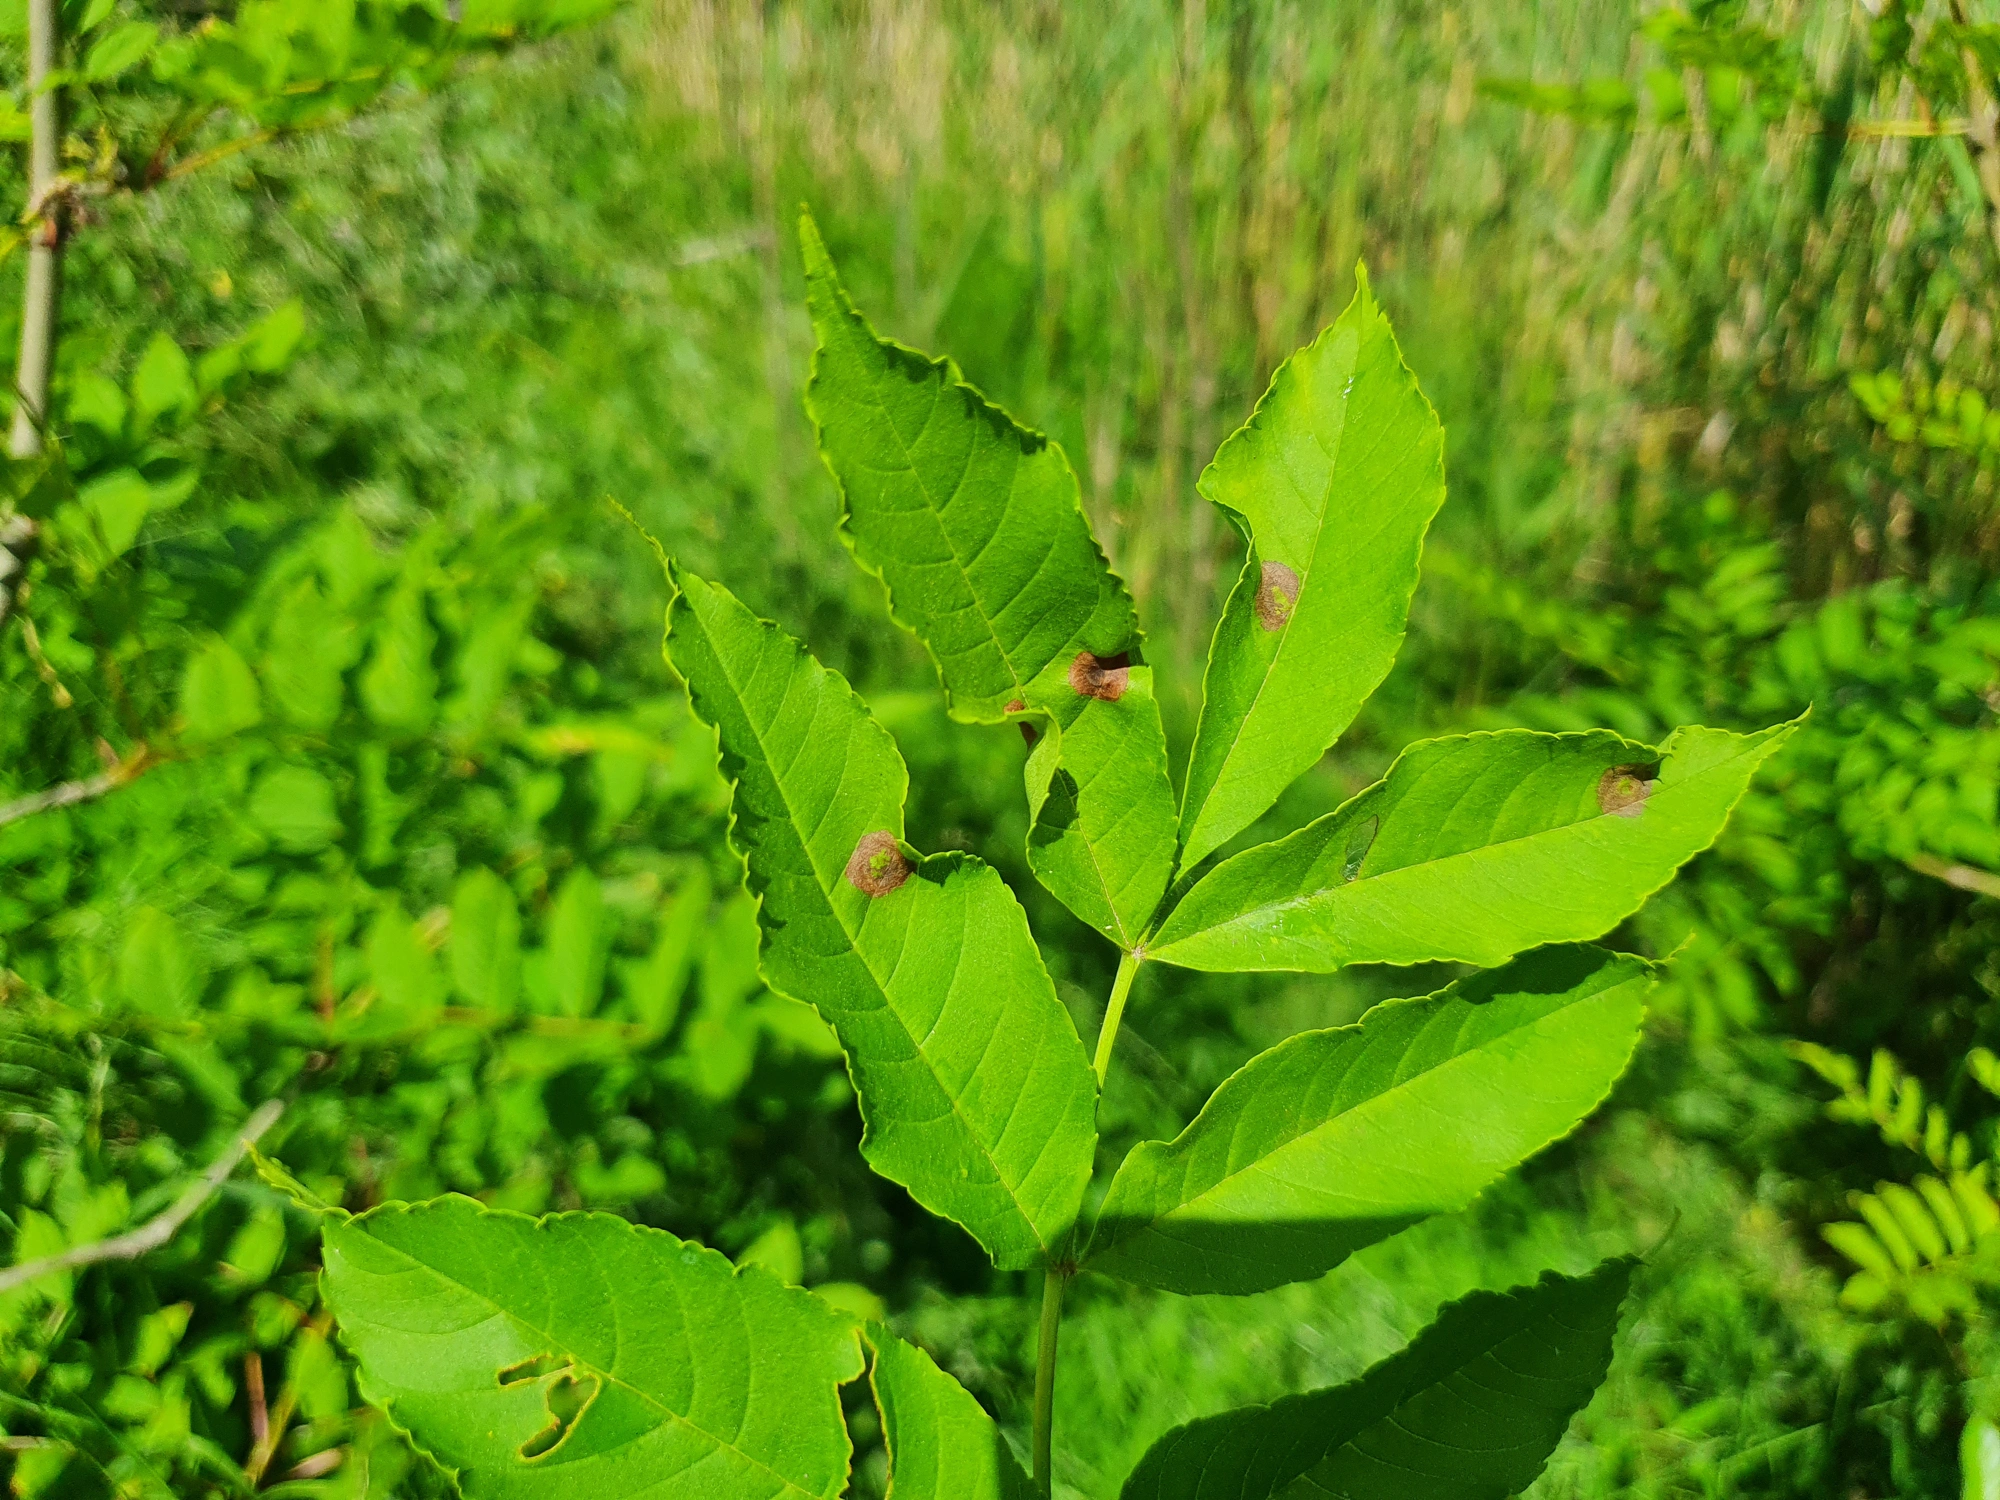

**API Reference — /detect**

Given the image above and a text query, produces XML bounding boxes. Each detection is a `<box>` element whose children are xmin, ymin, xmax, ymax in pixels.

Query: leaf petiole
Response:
<box><xmin>1032</xmin><ymin>1264</ymin><xmax>1068</xmax><ymax>1497</ymax></box>
<box><xmin>1092</xmin><ymin>948</ymin><xmax>1143</xmax><ymax>1087</ymax></box>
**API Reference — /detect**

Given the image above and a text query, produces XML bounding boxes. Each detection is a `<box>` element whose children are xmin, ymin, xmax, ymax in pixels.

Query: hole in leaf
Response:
<box><xmin>845</xmin><ymin>830</ymin><xmax>910</xmax><ymax>896</ymax></box>
<box><xmin>1596</xmin><ymin>763</ymin><xmax>1660</xmax><ymax>819</ymax></box>
<box><xmin>1069</xmin><ymin>651</ymin><xmax>1130</xmax><ymax>702</ymax></box>
<box><xmin>1255</xmin><ymin>560</ymin><xmax>1300</xmax><ymax>631</ymax></box>
<box><xmin>1005</xmin><ymin>698</ymin><xmax>1037</xmax><ymax>745</ymax></box>
<box><xmin>497</xmin><ymin>1353</ymin><xmax>564</xmax><ymax>1388</ymax></box>
<box><xmin>517</xmin><ymin>1369</ymin><xmax>599</xmax><ymax>1461</ymax></box>
<box><xmin>1342</xmin><ymin>814</ymin><xmax>1379</xmax><ymax>882</ymax></box>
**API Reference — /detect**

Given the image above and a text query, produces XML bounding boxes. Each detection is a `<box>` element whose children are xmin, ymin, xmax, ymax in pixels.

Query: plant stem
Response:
<box><xmin>0</xmin><ymin>1099</ymin><xmax>282</xmax><ymax>1296</ymax></box>
<box><xmin>10</xmin><ymin>0</ymin><xmax>62</xmax><ymax>459</ymax></box>
<box><xmin>1031</xmin><ymin>1265</ymin><xmax>1067</xmax><ymax>1497</ymax></box>
<box><xmin>1092</xmin><ymin>949</ymin><xmax>1142</xmax><ymax>1087</ymax></box>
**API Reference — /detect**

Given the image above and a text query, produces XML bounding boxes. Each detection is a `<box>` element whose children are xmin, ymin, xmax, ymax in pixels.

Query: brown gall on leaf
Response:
<box><xmin>1255</xmin><ymin>560</ymin><xmax>1300</xmax><ymax>632</ymax></box>
<box><xmin>1006</xmin><ymin>697</ymin><xmax>1038</xmax><ymax>745</ymax></box>
<box><xmin>1069</xmin><ymin>651</ymin><xmax>1130</xmax><ymax>703</ymax></box>
<box><xmin>845</xmin><ymin>830</ymin><xmax>910</xmax><ymax>896</ymax></box>
<box><xmin>1596</xmin><ymin>764</ymin><xmax>1657</xmax><ymax>819</ymax></box>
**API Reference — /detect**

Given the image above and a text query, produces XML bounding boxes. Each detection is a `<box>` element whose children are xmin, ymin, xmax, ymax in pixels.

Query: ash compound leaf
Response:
<box><xmin>1178</xmin><ymin>268</ymin><xmax>1446</xmax><ymax>874</ymax></box>
<box><xmin>1149</xmin><ymin>719</ymin><xmax>1797</xmax><ymax>973</ymax></box>
<box><xmin>1083</xmin><ymin>945</ymin><xmax>1650</xmax><ymax>1294</ymax></box>
<box><xmin>800</xmin><ymin>212</ymin><xmax>1175</xmax><ymax>950</ymax></box>
<box><xmin>320</xmin><ymin>1197</ymin><xmax>864</xmax><ymax>1499</ymax></box>
<box><xmin>1117</xmin><ymin>1258</ymin><xmax>1633</xmax><ymax>1500</ymax></box>
<box><xmin>866</xmin><ymin>1324</ymin><xmax>1035</xmax><ymax>1500</ymax></box>
<box><xmin>663</xmin><ymin>564</ymin><xmax>1097</xmax><ymax>1269</ymax></box>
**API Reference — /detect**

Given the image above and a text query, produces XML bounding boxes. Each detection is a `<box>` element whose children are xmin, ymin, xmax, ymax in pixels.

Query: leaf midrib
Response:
<box><xmin>692</xmin><ymin>599</ymin><xmax>1053</xmax><ymax>1257</ymax></box>
<box><xmin>1099</xmin><ymin>983</ymin><xmax>1624</xmax><ymax>1248</ymax></box>
<box><xmin>345</xmin><ymin>1227</ymin><xmax>829</xmax><ymax>1499</ymax></box>
<box><xmin>1180</xmin><ymin>735</ymin><xmax>1769</xmax><ymax>941</ymax></box>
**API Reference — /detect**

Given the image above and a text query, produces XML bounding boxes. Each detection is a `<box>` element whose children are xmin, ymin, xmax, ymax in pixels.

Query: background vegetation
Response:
<box><xmin>5</xmin><ymin>0</ymin><xmax>2000</xmax><ymax>1494</ymax></box>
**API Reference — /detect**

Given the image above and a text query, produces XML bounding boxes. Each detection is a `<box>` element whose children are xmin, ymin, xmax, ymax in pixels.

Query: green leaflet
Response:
<box><xmin>800</xmin><ymin>214</ymin><xmax>1175</xmax><ymax>949</ymax></box>
<box><xmin>321</xmin><ymin>1198</ymin><xmax>864</xmax><ymax>1499</ymax></box>
<box><xmin>1178</xmin><ymin>269</ymin><xmax>1445</xmax><ymax>873</ymax></box>
<box><xmin>1084</xmin><ymin>946</ymin><xmax>1649</xmax><ymax>1294</ymax></box>
<box><xmin>664</xmin><ymin>566</ymin><xmax>1097</xmax><ymax>1269</ymax></box>
<box><xmin>1150</xmin><ymin>720</ymin><xmax>1795</xmax><ymax>973</ymax></box>
<box><xmin>1118</xmin><ymin>1259</ymin><xmax>1633</xmax><ymax>1500</ymax></box>
<box><xmin>867</xmin><ymin>1324</ymin><xmax>1036</xmax><ymax>1500</ymax></box>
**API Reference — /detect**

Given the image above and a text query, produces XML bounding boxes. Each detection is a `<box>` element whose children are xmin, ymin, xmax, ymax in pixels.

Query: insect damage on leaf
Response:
<box><xmin>1069</xmin><ymin>650</ymin><xmax>1130</xmax><ymax>702</ymax></box>
<box><xmin>515</xmin><ymin>1366</ymin><xmax>599</xmax><ymax>1461</ymax></box>
<box><xmin>1005</xmin><ymin>697</ymin><xmax>1038</xmax><ymax>745</ymax></box>
<box><xmin>496</xmin><ymin>1353</ymin><xmax>566</xmax><ymax>1387</ymax></box>
<box><xmin>1596</xmin><ymin>763</ymin><xmax>1658</xmax><ymax>818</ymax></box>
<box><xmin>845</xmin><ymin>830</ymin><xmax>910</xmax><ymax>896</ymax></box>
<box><xmin>1255</xmin><ymin>560</ymin><xmax>1300</xmax><ymax>631</ymax></box>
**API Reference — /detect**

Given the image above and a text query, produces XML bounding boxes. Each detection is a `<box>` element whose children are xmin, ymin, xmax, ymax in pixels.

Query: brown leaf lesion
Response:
<box><xmin>1595</xmin><ymin>763</ymin><xmax>1659</xmax><ymax>819</ymax></box>
<box><xmin>1068</xmin><ymin>651</ymin><xmax>1130</xmax><ymax>702</ymax></box>
<box><xmin>1255</xmin><ymin>560</ymin><xmax>1300</xmax><ymax>632</ymax></box>
<box><xmin>845</xmin><ymin>830</ymin><xmax>910</xmax><ymax>896</ymax></box>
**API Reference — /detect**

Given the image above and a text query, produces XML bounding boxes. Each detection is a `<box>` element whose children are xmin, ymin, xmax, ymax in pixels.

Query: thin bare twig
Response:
<box><xmin>0</xmin><ymin>745</ymin><xmax>156</xmax><ymax>829</ymax></box>
<box><xmin>1908</xmin><ymin>853</ymin><xmax>2000</xmax><ymax>900</ymax></box>
<box><xmin>9</xmin><ymin>0</ymin><xmax>62</xmax><ymax>459</ymax></box>
<box><xmin>244</xmin><ymin>1351</ymin><xmax>269</xmax><ymax>1451</ymax></box>
<box><xmin>244</xmin><ymin>1310</ymin><xmax>334</xmax><ymax>1486</ymax></box>
<box><xmin>0</xmin><ymin>510</ymin><xmax>36</xmax><ymax>631</ymax></box>
<box><xmin>0</xmin><ymin>1099</ymin><xmax>283</xmax><ymax>1296</ymax></box>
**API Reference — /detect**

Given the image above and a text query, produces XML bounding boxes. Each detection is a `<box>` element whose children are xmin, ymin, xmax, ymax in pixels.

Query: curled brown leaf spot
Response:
<box><xmin>845</xmin><ymin>830</ymin><xmax>910</xmax><ymax>896</ymax></box>
<box><xmin>1069</xmin><ymin>651</ymin><xmax>1130</xmax><ymax>702</ymax></box>
<box><xmin>1596</xmin><ymin>764</ymin><xmax>1657</xmax><ymax>819</ymax></box>
<box><xmin>1255</xmin><ymin>560</ymin><xmax>1300</xmax><ymax>632</ymax></box>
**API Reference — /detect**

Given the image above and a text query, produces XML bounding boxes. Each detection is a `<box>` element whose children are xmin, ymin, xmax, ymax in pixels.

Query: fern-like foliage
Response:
<box><xmin>1795</xmin><ymin>1042</ymin><xmax>2000</xmax><ymax>1324</ymax></box>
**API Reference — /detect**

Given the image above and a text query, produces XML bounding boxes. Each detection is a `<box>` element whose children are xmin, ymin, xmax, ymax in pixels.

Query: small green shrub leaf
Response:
<box><xmin>664</xmin><ymin>565</ymin><xmax>1097</xmax><ymax>1268</ymax></box>
<box><xmin>178</xmin><ymin>635</ymin><xmax>262</xmax><ymax>742</ymax></box>
<box><xmin>1150</xmin><ymin>721</ymin><xmax>1794</xmax><ymax>972</ymax></box>
<box><xmin>451</xmin><ymin>866</ymin><xmax>523</xmax><ymax>1013</ymax></box>
<box><xmin>1084</xmin><ymin>946</ymin><xmax>1649</xmax><ymax>1293</ymax></box>
<box><xmin>82</xmin><ymin>20</ymin><xmax>158</xmax><ymax>80</ymax></box>
<box><xmin>321</xmin><ymin>1197</ymin><xmax>864</xmax><ymax>1498</ymax></box>
<box><xmin>1118</xmin><ymin>1259</ymin><xmax>1632</xmax><ymax>1500</ymax></box>
<box><xmin>1177</xmin><ymin>269</ymin><xmax>1445</xmax><ymax>873</ymax></box>
<box><xmin>800</xmin><ymin>215</ymin><xmax>1175</xmax><ymax>948</ymax></box>
<box><xmin>866</xmin><ymin>1324</ymin><xmax>1035</xmax><ymax>1500</ymax></box>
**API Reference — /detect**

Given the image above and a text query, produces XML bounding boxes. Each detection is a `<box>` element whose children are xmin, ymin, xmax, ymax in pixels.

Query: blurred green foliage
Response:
<box><xmin>6</xmin><ymin>0</ymin><xmax>2000</xmax><ymax>1495</ymax></box>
